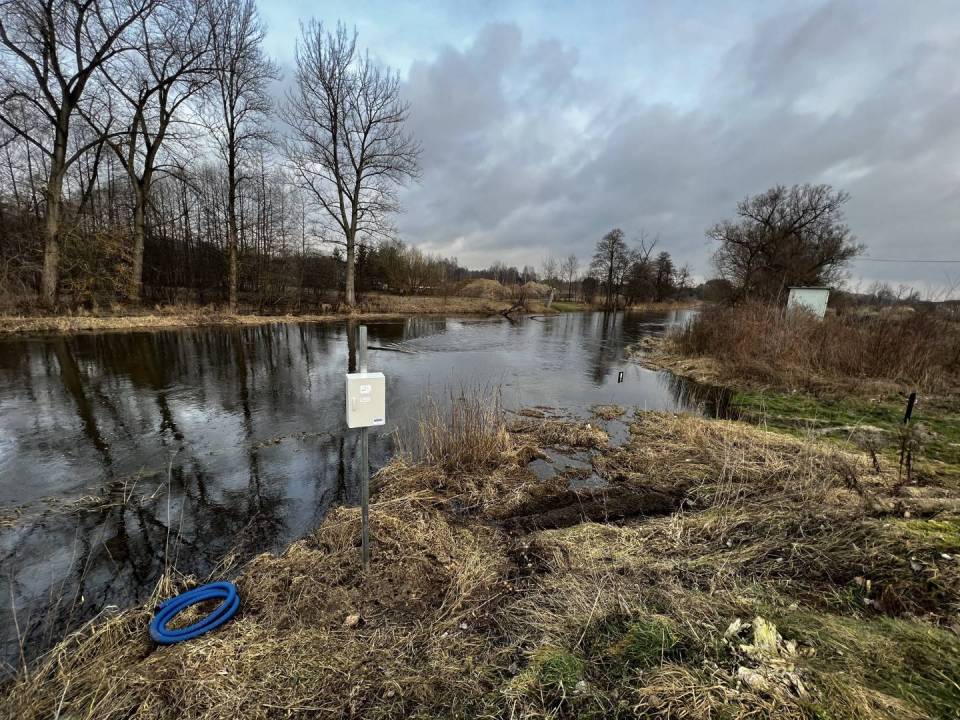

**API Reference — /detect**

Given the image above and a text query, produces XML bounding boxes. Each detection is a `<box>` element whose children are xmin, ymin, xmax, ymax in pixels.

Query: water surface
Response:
<box><xmin>0</xmin><ymin>309</ymin><xmax>717</xmax><ymax>672</ymax></box>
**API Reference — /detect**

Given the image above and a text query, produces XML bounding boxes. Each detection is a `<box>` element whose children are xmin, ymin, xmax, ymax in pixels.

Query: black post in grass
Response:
<box><xmin>903</xmin><ymin>392</ymin><xmax>917</xmax><ymax>425</ymax></box>
<box><xmin>899</xmin><ymin>391</ymin><xmax>918</xmax><ymax>485</ymax></box>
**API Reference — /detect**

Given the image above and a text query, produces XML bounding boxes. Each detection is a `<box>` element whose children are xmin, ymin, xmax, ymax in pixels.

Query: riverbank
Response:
<box><xmin>629</xmin><ymin>327</ymin><xmax>960</xmax><ymax>486</ymax></box>
<box><xmin>5</xmin><ymin>397</ymin><xmax>959</xmax><ymax>719</ymax></box>
<box><xmin>0</xmin><ymin>297</ymin><xmax>703</xmax><ymax>337</ymax></box>
<box><xmin>0</xmin><ymin>295</ymin><xmax>558</xmax><ymax>336</ymax></box>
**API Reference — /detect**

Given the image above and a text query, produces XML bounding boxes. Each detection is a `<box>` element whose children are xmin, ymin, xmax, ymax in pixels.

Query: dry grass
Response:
<box><xmin>5</xmin><ymin>395</ymin><xmax>960</xmax><ymax>719</ymax></box>
<box><xmin>0</xmin><ymin>295</ymin><xmax>555</xmax><ymax>336</ymax></box>
<box><xmin>499</xmin><ymin>414</ymin><xmax>960</xmax><ymax>719</ymax></box>
<box><xmin>3</xmin><ymin>500</ymin><xmax>510</xmax><ymax>720</ymax></box>
<box><xmin>411</xmin><ymin>386</ymin><xmax>513</xmax><ymax>472</ymax></box>
<box><xmin>520</xmin><ymin>281</ymin><xmax>553</xmax><ymax>298</ymax></box>
<box><xmin>509</xmin><ymin>417</ymin><xmax>610</xmax><ymax>449</ymax></box>
<box><xmin>457</xmin><ymin>278</ymin><xmax>513</xmax><ymax>299</ymax></box>
<box><xmin>675</xmin><ymin>301</ymin><xmax>960</xmax><ymax>392</ymax></box>
<box><xmin>626</xmin><ymin>300</ymin><xmax>702</xmax><ymax>312</ymax></box>
<box><xmin>591</xmin><ymin>404</ymin><xmax>626</xmax><ymax>420</ymax></box>
<box><xmin>355</xmin><ymin>292</ymin><xmax>528</xmax><ymax>315</ymax></box>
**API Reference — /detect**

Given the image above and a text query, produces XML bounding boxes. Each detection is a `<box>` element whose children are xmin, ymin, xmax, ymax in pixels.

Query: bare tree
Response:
<box><xmin>541</xmin><ymin>256</ymin><xmax>557</xmax><ymax>287</ymax></box>
<box><xmin>560</xmin><ymin>253</ymin><xmax>578</xmax><ymax>300</ymax></box>
<box><xmin>283</xmin><ymin>21</ymin><xmax>420</xmax><ymax>307</ymax></box>
<box><xmin>653</xmin><ymin>251</ymin><xmax>675</xmax><ymax>301</ymax></box>
<box><xmin>204</xmin><ymin>0</ymin><xmax>276</xmax><ymax>312</ymax></box>
<box><xmin>0</xmin><ymin>0</ymin><xmax>159</xmax><ymax>307</ymax></box>
<box><xmin>709</xmin><ymin>184</ymin><xmax>863</xmax><ymax>301</ymax></box>
<box><xmin>590</xmin><ymin>228</ymin><xmax>631</xmax><ymax>310</ymax></box>
<box><xmin>90</xmin><ymin>0</ymin><xmax>211</xmax><ymax>302</ymax></box>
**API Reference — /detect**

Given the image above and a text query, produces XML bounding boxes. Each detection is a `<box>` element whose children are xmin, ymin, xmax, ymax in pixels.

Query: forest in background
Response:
<box><xmin>4</xmin><ymin>1</ymin><xmax>932</xmax><ymax>317</ymax></box>
<box><xmin>0</xmin><ymin>0</ymin><xmax>703</xmax><ymax>315</ymax></box>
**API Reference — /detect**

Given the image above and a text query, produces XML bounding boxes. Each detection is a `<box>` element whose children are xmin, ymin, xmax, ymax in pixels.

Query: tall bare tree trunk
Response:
<box><xmin>129</xmin><ymin>185</ymin><xmax>147</xmax><ymax>303</ymax></box>
<box><xmin>40</xmin><ymin>125</ymin><xmax>69</xmax><ymax>308</ymax></box>
<box><xmin>606</xmin><ymin>265</ymin><xmax>614</xmax><ymax>310</ymax></box>
<box><xmin>227</xmin><ymin>161</ymin><xmax>239</xmax><ymax>313</ymax></box>
<box><xmin>344</xmin><ymin>230</ymin><xmax>356</xmax><ymax>306</ymax></box>
<box><xmin>41</xmin><ymin>177</ymin><xmax>63</xmax><ymax>308</ymax></box>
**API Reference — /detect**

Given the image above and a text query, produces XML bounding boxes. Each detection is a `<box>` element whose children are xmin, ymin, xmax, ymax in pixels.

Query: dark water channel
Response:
<box><xmin>0</xmin><ymin>309</ymin><xmax>722</xmax><ymax>674</ymax></box>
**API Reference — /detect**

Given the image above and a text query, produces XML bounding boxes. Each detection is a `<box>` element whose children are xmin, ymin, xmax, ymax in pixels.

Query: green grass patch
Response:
<box><xmin>617</xmin><ymin>616</ymin><xmax>683</xmax><ymax>667</ymax></box>
<box><xmin>549</xmin><ymin>301</ymin><xmax>587</xmax><ymax>312</ymax></box>
<box><xmin>730</xmin><ymin>389</ymin><xmax>960</xmax><ymax>472</ymax></box>
<box><xmin>773</xmin><ymin>610</ymin><xmax>960</xmax><ymax>719</ymax></box>
<box><xmin>510</xmin><ymin>645</ymin><xmax>584</xmax><ymax>696</ymax></box>
<box><xmin>898</xmin><ymin>518</ymin><xmax>960</xmax><ymax>553</ymax></box>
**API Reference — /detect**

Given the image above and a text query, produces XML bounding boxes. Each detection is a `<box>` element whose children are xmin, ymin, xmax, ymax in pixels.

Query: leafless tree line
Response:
<box><xmin>709</xmin><ymin>183</ymin><xmax>863</xmax><ymax>302</ymax></box>
<box><xmin>0</xmin><ymin>0</ymin><xmax>421</xmax><ymax>310</ymax></box>
<box><xmin>584</xmin><ymin>228</ymin><xmax>691</xmax><ymax>309</ymax></box>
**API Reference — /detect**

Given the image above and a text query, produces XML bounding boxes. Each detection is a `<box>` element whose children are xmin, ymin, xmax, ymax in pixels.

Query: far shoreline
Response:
<box><xmin>0</xmin><ymin>298</ymin><xmax>700</xmax><ymax>338</ymax></box>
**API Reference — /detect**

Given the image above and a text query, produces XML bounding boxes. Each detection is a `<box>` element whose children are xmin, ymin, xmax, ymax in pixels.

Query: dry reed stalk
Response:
<box><xmin>675</xmin><ymin>301</ymin><xmax>960</xmax><ymax>392</ymax></box>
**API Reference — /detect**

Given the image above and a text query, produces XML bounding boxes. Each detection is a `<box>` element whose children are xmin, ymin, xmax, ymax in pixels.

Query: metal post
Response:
<box><xmin>903</xmin><ymin>391</ymin><xmax>917</xmax><ymax>425</ymax></box>
<box><xmin>358</xmin><ymin>325</ymin><xmax>370</xmax><ymax>568</ymax></box>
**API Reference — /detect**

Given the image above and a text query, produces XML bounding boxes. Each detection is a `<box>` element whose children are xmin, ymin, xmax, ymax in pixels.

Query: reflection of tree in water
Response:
<box><xmin>585</xmin><ymin>311</ymin><xmax>622</xmax><ymax>384</ymax></box>
<box><xmin>397</xmin><ymin>316</ymin><xmax>447</xmax><ymax>342</ymax></box>
<box><xmin>661</xmin><ymin>372</ymin><xmax>732</xmax><ymax>418</ymax></box>
<box><xmin>52</xmin><ymin>339</ymin><xmax>113</xmax><ymax>466</ymax></box>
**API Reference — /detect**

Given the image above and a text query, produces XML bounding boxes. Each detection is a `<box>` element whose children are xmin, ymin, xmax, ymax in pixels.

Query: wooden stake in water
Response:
<box><xmin>358</xmin><ymin>324</ymin><xmax>370</xmax><ymax>568</ymax></box>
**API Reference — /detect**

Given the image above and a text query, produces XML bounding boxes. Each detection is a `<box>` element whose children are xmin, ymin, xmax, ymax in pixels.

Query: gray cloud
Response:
<box><xmin>393</xmin><ymin>3</ymin><xmax>960</xmax><ymax>294</ymax></box>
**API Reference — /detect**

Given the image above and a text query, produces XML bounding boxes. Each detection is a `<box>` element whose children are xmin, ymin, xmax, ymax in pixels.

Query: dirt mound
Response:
<box><xmin>520</xmin><ymin>281</ymin><xmax>552</xmax><ymax>298</ymax></box>
<box><xmin>456</xmin><ymin>279</ymin><xmax>511</xmax><ymax>299</ymax></box>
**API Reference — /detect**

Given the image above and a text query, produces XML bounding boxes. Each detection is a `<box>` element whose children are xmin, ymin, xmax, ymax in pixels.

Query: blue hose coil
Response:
<box><xmin>149</xmin><ymin>581</ymin><xmax>240</xmax><ymax>645</ymax></box>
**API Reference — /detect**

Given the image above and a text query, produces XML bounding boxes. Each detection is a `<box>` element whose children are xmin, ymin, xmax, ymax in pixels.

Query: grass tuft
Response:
<box><xmin>412</xmin><ymin>385</ymin><xmax>513</xmax><ymax>472</ymax></box>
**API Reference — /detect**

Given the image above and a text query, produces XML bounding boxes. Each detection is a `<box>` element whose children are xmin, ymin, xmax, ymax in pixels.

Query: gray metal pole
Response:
<box><xmin>358</xmin><ymin>325</ymin><xmax>370</xmax><ymax>568</ymax></box>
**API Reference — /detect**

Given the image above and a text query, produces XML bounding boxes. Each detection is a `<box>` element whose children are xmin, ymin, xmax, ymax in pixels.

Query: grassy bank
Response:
<box><xmin>670</xmin><ymin>301</ymin><xmax>960</xmax><ymax>395</ymax></box>
<box><xmin>5</xmin><ymin>392</ymin><xmax>959</xmax><ymax>719</ymax></box>
<box><xmin>629</xmin><ymin>302</ymin><xmax>960</xmax><ymax>490</ymax></box>
<box><xmin>626</xmin><ymin>299</ymin><xmax>701</xmax><ymax>313</ymax></box>
<box><xmin>0</xmin><ymin>295</ymin><xmax>556</xmax><ymax>336</ymax></box>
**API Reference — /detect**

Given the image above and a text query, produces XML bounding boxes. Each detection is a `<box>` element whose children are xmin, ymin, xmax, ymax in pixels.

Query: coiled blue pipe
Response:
<box><xmin>149</xmin><ymin>581</ymin><xmax>240</xmax><ymax>645</ymax></box>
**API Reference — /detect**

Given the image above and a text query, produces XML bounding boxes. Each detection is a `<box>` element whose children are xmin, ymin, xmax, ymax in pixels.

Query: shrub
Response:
<box><xmin>676</xmin><ymin>301</ymin><xmax>960</xmax><ymax>390</ymax></box>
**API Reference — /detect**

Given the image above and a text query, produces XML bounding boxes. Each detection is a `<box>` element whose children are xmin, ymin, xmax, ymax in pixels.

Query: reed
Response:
<box><xmin>675</xmin><ymin>301</ymin><xmax>960</xmax><ymax>391</ymax></box>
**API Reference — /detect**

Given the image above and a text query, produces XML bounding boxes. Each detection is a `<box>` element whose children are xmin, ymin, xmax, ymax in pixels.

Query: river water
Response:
<box><xmin>0</xmin><ymin>309</ymin><xmax>719</xmax><ymax>674</ymax></box>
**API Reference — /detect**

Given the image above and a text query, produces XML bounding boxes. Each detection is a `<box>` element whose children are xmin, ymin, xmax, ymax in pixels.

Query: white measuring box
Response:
<box><xmin>345</xmin><ymin>372</ymin><xmax>386</xmax><ymax>428</ymax></box>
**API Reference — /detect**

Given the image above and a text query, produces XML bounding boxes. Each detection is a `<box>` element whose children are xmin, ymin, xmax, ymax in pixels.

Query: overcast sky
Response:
<box><xmin>260</xmin><ymin>1</ymin><xmax>960</xmax><ymax>296</ymax></box>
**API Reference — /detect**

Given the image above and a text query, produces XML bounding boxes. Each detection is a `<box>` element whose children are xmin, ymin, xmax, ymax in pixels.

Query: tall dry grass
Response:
<box><xmin>409</xmin><ymin>385</ymin><xmax>513</xmax><ymax>472</ymax></box>
<box><xmin>676</xmin><ymin>301</ymin><xmax>960</xmax><ymax>390</ymax></box>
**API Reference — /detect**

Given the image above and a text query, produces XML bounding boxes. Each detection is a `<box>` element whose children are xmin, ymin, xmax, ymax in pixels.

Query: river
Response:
<box><xmin>0</xmin><ymin>308</ymin><xmax>721</xmax><ymax>674</ymax></box>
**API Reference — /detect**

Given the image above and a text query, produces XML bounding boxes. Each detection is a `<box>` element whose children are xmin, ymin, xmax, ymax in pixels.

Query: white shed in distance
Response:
<box><xmin>787</xmin><ymin>287</ymin><xmax>830</xmax><ymax>319</ymax></box>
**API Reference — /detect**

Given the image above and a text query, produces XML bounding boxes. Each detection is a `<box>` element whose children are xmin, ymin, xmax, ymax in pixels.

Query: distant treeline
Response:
<box><xmin>0</xmin><ymin>144</ymin><xmax>693</xmax><ymax>310</ymax></box>
<box><xmin>1</xmin><ymin>0</ymin><xmax>868</xmax><ymax>313</ymax></box>
<box><xmin>0</xmin><ymin>1</ymin><xmax>709</xmax><ymax>313</ymax></box>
